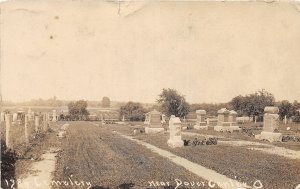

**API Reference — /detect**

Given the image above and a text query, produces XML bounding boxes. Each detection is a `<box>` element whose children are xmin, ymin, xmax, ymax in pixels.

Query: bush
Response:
<box><xmin>120</xmin><ymin>102</ymin><xmax>146</xmax><ymax>121</ymax></box>
<box><xmin>292</xmin><ymin>116</ymin><xmax>300</xmax><ymax>123</ymax></box>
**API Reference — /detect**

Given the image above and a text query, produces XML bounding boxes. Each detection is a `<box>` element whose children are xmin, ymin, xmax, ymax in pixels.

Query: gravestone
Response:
<box><xmin>16</xmin><ymin>111</ymin><xmax>25</xmax><ymax>125</ymax></box>
<box><xmin>145</xmin><ymin>109</ymin><xmax>164</xmax><ymax>134</ymax></box>
<box><xmin>194</xmin><ymin>110</ymin><xmax>208</xmax><ymax>130</ymax></box>
<box><xmin>52</xmin><ymin>110</ymin><xmax>57</xmax><ymax>122</ymax></box>
<box><xmin>228</xmin><ymin>110</ymin><xmax>237</xmax><ymax>126</ymax></box>
<box><xmin>255</xmin><ymin>106</ymin><xmax>282</xmax><ymax>142</ymax></box>
<box><xmin>167</xmin><ymin>115</ymin><xmax>183</xmax><ymax>148</ymax></box>
<box><xmin>217</xmin><ymin>108</ymin><xmax>230</xmax><ymax>126</ymax></box>
<box><xmin>214</xmin><ymin>108</ymin><xmax>240</xmax><ymax>132</ymax></box>
<box><xmin>144</xmin><ymin>112</ymin><xmax>150</xmax><ymax>125</ymax></box>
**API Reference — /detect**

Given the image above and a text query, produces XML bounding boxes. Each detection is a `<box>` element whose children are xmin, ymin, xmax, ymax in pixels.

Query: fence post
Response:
<box><xmin>24</xmin><ymin>115</ymin><xmax>29</xmax><ymax>145</ymax></box>
<box><xmin>5</xmin><ymin>114</ymin><xmax>12</xmax><ymax>149</ymax></box>
<box><xmin>35</xmin><ymin>116</ymin><xmax>40</xmax><ymax>132</ymax></box>
<box><xmin>43</xmin><ymin>113</ymin><xmax>48</xmax><ymax>132</ymax></box>
<box><xmin>47</xmin><ymin>113</ymin><xmax>50</xmax><ymax>128</ymax></box>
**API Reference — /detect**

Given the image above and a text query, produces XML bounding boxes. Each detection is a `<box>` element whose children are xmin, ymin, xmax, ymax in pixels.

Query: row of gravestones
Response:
<box><xmin>194</xmin><ymin>107</ymin><xmax>282</xmax><ymax>142</ymax></box>
<box><xmin>1</xmin><ymin>113</ymin><xmax>52</xmax><ymax>149</ymax></box>
<box><xmin>144</xmin><ymin>108</ymin><xmax>240</xmax><ymax>133</ymax></box>
<box><xmin>144</xmin><ymin>107</ymin><xmax>282</xmax><ymax>147</ymax></box>
<box><xmin>0</xmin><ymin>109</ymin><xmax>58</xmax><ymax>123</ymax></box>
<box><xmin>194</xmin><ymin>108</ymin><xmax>240</xmax><ymax>132</ymax></box>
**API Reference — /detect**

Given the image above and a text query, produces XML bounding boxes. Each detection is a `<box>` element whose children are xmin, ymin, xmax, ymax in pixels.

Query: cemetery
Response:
<box><xmin>1</xmin><ymin>1</ymin><xmax>300</xmax><ymax>189</ymax></box>
<box><xmin>1</xmin><ymin>101</ymin><xmax>300</xmax><ymax>189</ymax></box>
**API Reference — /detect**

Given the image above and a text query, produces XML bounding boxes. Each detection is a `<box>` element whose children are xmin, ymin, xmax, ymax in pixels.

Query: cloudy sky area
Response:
<box><xmin>1</xmin><ymin>1</ymin><xmax>300</xmax><ymax>103</ymax></box>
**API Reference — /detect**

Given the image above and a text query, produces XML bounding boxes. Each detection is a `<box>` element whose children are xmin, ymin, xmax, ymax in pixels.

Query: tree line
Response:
<box><xmin>60</xmin><ymin>89</ymin><xmax>300</xmax><ymax>122</ymax></box>
<box><xmin>120</xmin><ymin>88</ymin><xmax>300</xmax><ymax>122</ymax></box>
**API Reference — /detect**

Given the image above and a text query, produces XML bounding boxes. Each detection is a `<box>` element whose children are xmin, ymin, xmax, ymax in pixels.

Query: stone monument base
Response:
<box><xmin>167</xmin><ymin>139</ymin><xmax>184</xmax><ymax>148</ymax></box>
<box><xmin>255</xmin><ymin>131</ymin><xmax>282</xmax><ymax>142</ymax></box>
<box><xmin>214</xmin><ymin>126</ymin><xmax>241</xmax><ymax>132</ymax></box>
<box><xmin>194</xmin><ymin>125</ymin><xmax>208</xmax><ymax>130</ymax></box>
<box><xmin>145</xmin><ymin>127</ymin><xmax>164</xmax><ymax>134</ymax></box>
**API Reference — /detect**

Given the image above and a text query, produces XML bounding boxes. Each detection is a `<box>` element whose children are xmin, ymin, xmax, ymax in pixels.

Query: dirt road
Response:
<box><xmin>54</xmin><ymin>122</ymin><xmax>214</xmax><ymax>189</ymax></box>
<box><xmin>15</xmin><ymin>121</ymin><xmax>300</xmax><ymax>189</ymax></box>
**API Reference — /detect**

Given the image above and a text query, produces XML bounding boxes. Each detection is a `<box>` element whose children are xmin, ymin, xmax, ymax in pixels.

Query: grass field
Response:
<box><xmin>9</xmin><ymin>121</ymin><xmax>300</xmax><ymax>189</ymax></box>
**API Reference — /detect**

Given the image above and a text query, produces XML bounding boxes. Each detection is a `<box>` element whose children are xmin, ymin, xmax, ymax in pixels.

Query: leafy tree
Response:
<box><xmin>157</xmin><ymin>88</ymin><xmax>190</xmax><ymax>118</ymax></box>
<box><xmin>120</xmin><ymin>102</ymin><xmax>146</xmax><ymax>121</ymax></box>
<box><xmin>68</xmin><ymin>100</ymin><xmax>89</xmax><ymax>121</ymax></box>
<box><xmin>278</xmin><ymin>100</ymin><xmax>293</xmax><ymax>120</ymax></box>
<box><xmin>292</xmin><ymin>100</ymin><xmax>300</xmax><ymax>115</ymax></box>
<box><xmin>291</xmin><ymin>100</ymin><xmax>300</xmax><ymax>122</ymax></box>
<box><xmin>101</xmin><ymin>97</ymin><xmax>111</xmax><ymax>108</ymax></box>
<box><xmin>230</xmin><ymin>89</ymin><xmax>275</xmax><ymax>121</ymax></box>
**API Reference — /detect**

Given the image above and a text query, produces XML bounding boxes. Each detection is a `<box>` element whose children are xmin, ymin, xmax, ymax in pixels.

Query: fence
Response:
<box><xmin>0</xmin><ymin>113</ymin><xmax>50</xmax><ymax>150</ymax></box>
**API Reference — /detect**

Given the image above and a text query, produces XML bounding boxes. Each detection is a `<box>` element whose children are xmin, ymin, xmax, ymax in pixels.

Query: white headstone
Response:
<box><xmin>167</xmin><ymin>115</ymin><xmax>183</xmax><ymax>148</ymax></box>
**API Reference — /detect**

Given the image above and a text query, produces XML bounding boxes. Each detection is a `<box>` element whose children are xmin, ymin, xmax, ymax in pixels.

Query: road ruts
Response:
<box><xmin>54</xmin><ymin>122</ymin><xmax>219</xmax><ymax>189</ymax></box>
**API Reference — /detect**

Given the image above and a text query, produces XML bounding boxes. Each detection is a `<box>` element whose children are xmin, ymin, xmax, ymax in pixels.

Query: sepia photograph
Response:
<box><xmin>1</xmin><ymin>1</ymin><xmax>300</xmax><ymax>189</ymax></box>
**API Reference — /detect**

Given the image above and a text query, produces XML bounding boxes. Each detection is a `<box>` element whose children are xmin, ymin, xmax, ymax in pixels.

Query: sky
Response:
<box><xmin>1</xmin><ymin>1</ymin><xmax>300</xmax><ymax>103</ymax></box>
